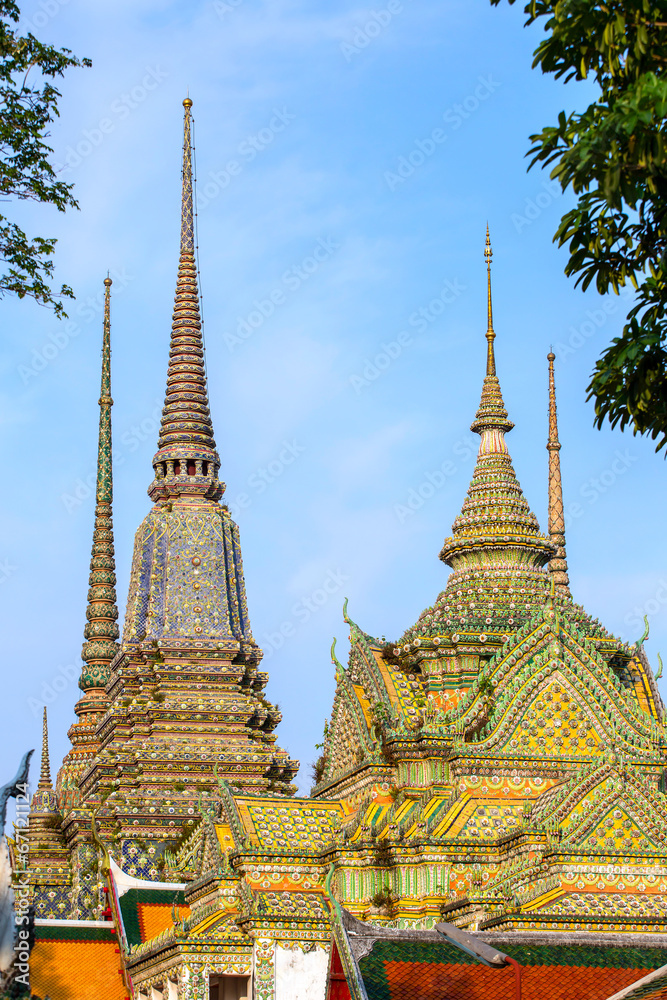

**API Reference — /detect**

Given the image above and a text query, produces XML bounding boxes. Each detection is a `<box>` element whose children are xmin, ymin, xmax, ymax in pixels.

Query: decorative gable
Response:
<box><xmin>578</xmin><ymin>805</ymin><xmax>659</xmax><ymax>853</ymax></box>
<box><xmin>503</xmin><ymin>676</ymin><xmax>606</xmax><ymax>757</ymax></box>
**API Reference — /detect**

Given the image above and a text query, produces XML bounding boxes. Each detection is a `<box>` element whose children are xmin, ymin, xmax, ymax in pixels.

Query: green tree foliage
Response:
<box><xmin>491</xmin><ymin>0</ymin><xmax>667</xmax><ymax>450</ymax></box>
<box><xmin>0</xmin><ymin>1</ymin><xmax>90</xmax><ymax>316</ymax></box>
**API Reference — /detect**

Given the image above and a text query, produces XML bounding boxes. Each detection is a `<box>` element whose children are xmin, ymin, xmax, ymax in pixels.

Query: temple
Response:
<box><xmin>17</xmin><ymin>101</ymin><xmax>667</xmax><ymax>1000</ymax></box>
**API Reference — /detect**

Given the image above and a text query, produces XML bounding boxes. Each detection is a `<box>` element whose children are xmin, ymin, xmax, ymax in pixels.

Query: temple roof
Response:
<box><xmin>330</xmin><ymin>908</ymin><xmax>667</xmax><ymax>1000</ymax></box>
<box><xmin>30</xmin><ymin>921</ymin><xmax>126</xmax><ymax>1000</ymax></box>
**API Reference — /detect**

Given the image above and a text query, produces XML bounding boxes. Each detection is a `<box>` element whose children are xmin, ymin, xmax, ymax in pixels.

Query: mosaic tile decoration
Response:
<box><xmin>245</xmin><ymin>799</ymin><xmax>343</xmax><ymax>851</ymax></box>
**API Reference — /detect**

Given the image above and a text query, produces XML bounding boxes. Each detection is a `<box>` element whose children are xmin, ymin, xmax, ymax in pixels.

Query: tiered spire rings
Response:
<box><xmin>38</xmin><ymin>707</ymin><xmax>52</xmax><ymax>791</ymax></box>
<box><xmin>149</xmin><ymin>97</ymin><xmax>224</xmax><ymax>502</ymax></box>
<box><xmin>123</xmin><ymin>97</ymin><xmax>256</xmax><ymax>651</ymax></box>
<box><xmin>56</xmin><ymin>279</ymin><xmax>120</xmax><ymax>806</ymax></box>
<box><xmin>31</xmin><ymin>707</ymin><xmax>57</xmax><ymax>814</ymax></box>
<box><xmin>547</xmin><ymin>352</ymin><xmax>571</xmax><ymax>597</ymax></box>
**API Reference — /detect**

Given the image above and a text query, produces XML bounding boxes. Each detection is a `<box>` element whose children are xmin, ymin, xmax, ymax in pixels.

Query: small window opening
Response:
<box><xmin>187</xmin><ymin>460</ymin><xmax>196</xmax><ymax>476</ymax></box>
<box><xmin>173</xmin><ymin>461</ymin><xmax>181</xmax><ymax>475</ymax></box>
<box><xmin>209</xmin><ymin>976</ymin><xmax>249</xmax><ymax>1000</ymax></box>
<box><xmin>202</xmin><ymin>461</ymin><xmax>208</xmax><ymax>476</ymax></box>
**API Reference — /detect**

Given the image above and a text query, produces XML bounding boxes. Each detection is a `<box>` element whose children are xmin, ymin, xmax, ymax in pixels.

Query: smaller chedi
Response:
<box><xmin>18</xmin><ymin>102</ymin><xmax>667</xmax><ymax>1000</ymax></box>
<box><xmin>315</xmin><ymin>230</ymin><xmax>667</xmax><ymax>940</ymax></box>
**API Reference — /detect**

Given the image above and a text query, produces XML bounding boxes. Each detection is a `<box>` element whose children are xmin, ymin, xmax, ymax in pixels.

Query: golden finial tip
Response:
<box><xmin>183</xmin><ymin>97</ymin><xmax>193</xmax><ymax>108</ymax></box>
<box><xmin>484</xmin><ymin>226</ymin><xmax>492</xmax><ymax>266</ymax></box>
<box><xmin>547</xmin><ymin>351</ymin><xmax>555</xmax><ymax>362</ymax></box>
<box><xmin>104</xmin><ymin>276</ymin><xmax>112</xmax><ymax>287</ymax></box>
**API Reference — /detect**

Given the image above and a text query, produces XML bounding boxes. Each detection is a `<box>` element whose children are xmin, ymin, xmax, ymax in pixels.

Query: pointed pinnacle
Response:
<box><xmin>38</xmin><ymin>707</ymin><xmax>52</xmax><ymax>790</ymax></box>
<box><xmin>547</xmin><ymin>352</ymin><xmax>571</xmax><ymax>597</ymax></box>
<box><xmin>471</xmin><ymin>230</ymin><xmax>513</xmax><ymax>438</ymax></box>
<box><xmin>484</xmin><ymin>225</ymin><xmax>495</xmax><ymax>377</ymax></box>
<box><xmin>80</xmin><ymin>277</ymin><xmax>119</xmax><ymax>689</ymax></box>
<box><xmin>440</xmin><ymin>241</ymin><xmax>552</xmax><ymax>576</ymax></box>
<box><xmin>181</xmin><ymin>98</ymin><xmax>194</xmax><ymax>256</ymax></box>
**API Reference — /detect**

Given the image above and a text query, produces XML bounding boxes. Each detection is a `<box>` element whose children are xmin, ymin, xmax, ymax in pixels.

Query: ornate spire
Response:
<box><xmin>149</xmin><ymin>97</ymin><xmax>224</xmax><ymax>503</ymax></box>
<box><xmin>38</xmin><ymin>707</ymin><xmax>52</xmax><ymax>791</ymax></box>
<box><xmin>471</xmin><ymin>231</ymin><xmax>514</xmax><ymax>440</ymax></box>
<box><xmin>56</xmin><ymin>278</ymin><xmax>120</xmax><ymax>809</ymax></box>
<box><xmin>440</xmin><ymin>232</ymin><xmax>553</xmax><ymax>580</ymax></box>
<box><xmin>80</xmin><ymin>276</ymin><xmax>120</xmax><ymax>689</ymax></box>
<box><xmin>30</xmin><ymin>706</ymin><xmax>58</xmax><ymax>814</ymax></box>
<box><xmin>547</xmin><ymin>352</ymin><xmax>571</xmax><ymax>597</ymax></box>
<box><xmin>123</xmin><ymin>100</ymin><xmax>256</xmax><ymax>655</ymax></box>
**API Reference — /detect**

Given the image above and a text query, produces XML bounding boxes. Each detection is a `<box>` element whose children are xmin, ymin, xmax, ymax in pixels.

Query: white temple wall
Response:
<box><xmin>274</xmin><ymin>945</ymin><xmax>329</xmax><ymax>1000</ymax></box>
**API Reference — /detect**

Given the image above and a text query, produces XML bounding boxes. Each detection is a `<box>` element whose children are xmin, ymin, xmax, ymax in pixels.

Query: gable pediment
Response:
<box><xmin>560</xmin><ymin>774</ymin><xmax>667</xmax><ymax>851</ymax></box>
<box><xmin>478</xmin><ymin>667</ymin><xmax>612</xmax><ymax>757</ymax></box>
<box><xmin>469</xmin><ymin>617</ymin><xmax>664</xmax><ymax>758</ymax></box>
<box><xmin>576</xmin><ymin>803</ymin><xmax>660</xmax><ymax>852</ymax></box>
<box><xmin>527</xmin><ymin>762</ymin><xmax>667</xmax><ymax>851</ymax></box>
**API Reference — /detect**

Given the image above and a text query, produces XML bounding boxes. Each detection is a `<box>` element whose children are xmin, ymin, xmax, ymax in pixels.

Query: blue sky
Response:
<box><xmin>2</xmin><ymin>0</ymin><xmax>666</xmax><ymax>808</ymax></box>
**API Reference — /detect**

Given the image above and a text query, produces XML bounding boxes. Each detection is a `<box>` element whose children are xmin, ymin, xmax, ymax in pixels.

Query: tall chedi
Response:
<box><xmin>316</xmin><ymin>234</ymin><xmax>667</xmax><ymax>942</ymax></box>
<box><xmin>57</xmin><ymin>276</ymin><xmax>120</xmax><ymax>811</ymax></box>
<box><xmin>315</xmin><ymin>232</ymin><xmax>567</xmax><ymax>795</ymax></box>
<box><xmin>85</xmin><ymin>100</ymin><xmax>297</xmax><ymax>868</ymax></box>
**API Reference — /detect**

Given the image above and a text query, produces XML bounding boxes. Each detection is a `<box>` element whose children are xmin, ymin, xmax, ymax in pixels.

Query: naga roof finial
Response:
<box><xmin>149</xmin><ymin>97</ymin><xmax>223</xmax><ymax>503</ymax></box>
<box><xmin>331</xmin><ymin>637</ymin><xmax>346</xmax><ymax>682</ymax></box>
<box><xmin>547</xmin><ymin>352</ymin><xmax>571</xmax><ymax>598</ymax></box>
